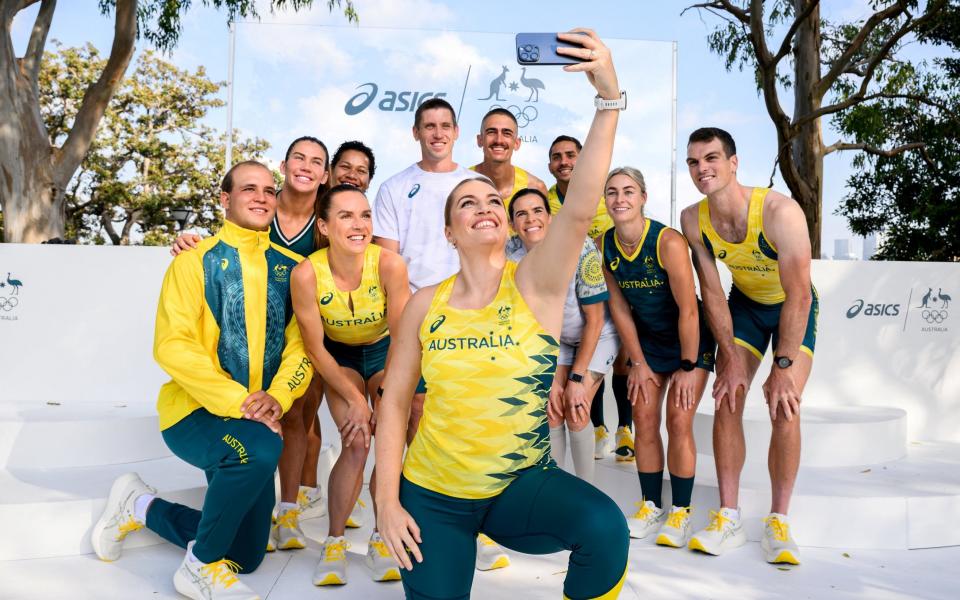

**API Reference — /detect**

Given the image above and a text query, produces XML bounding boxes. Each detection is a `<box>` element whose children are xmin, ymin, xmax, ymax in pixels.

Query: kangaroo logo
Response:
<box><xmin>408</xmin><ymin>184</ymin><xmax>421</xmax><ymax>198</ymax></box>
<box><xmin>752</xmin><ymin>249</ymin><xmax>763</xmax><ymax>261</ymax></box>
<box><xmin>497</xmin><ymin>305</ymin><xmax>512</xmax><ymax>324</ymax></box>
<box><xmin>272</xmin><ymin>264</ymin><xmax>290</xmax><ymax>282</ymax></box>
<box><xmin>430</xmin><ymin>314</ymin><xmax>446</xmax><ymax>333</ymax></box>
<box><xmin>320</xmin><ymin>292</ymin><xmax>334</xmax><ymax>305</ymax></box>
<box><xmin>478</xmin><ymin>65</ymin><xmax>509</xmax><ymax>101</ymax></box>
<box><xmin>368</xmin><ymin>285</ymin><xmax>379</xmax><ymax>298</ymax></box>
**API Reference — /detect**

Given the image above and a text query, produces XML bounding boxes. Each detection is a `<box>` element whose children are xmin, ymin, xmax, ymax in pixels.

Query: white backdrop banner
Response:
<box><xmin>0</xmin><ymin>244</ymin><xmax>957</xmax><ymax>441</ymax></box>
<box><xmin>231</xmin><ymin>26</ymin><xmax>677</xmax><ymax>223</ymax></box>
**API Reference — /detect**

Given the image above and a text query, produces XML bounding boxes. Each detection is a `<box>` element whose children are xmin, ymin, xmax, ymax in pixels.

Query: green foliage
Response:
<box><xmin>97</xmin><ymin>0</ymin><xmax>358</xmax><ymax>51</ymax></box>
<box><xmin>40</xmin><ymin>42</ymin><xmax>270</xmax><ymax>245</ymax></box>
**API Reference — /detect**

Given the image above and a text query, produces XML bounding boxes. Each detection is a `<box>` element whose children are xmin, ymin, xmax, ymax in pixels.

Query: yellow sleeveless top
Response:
<box><xmin>547</xmin><ymin>184</ymin><xmax>613</xmax><ymax>241</ymax></box>
<box><xmin>469</xmin><ymin>165</ymin><xmax>530</xmax><ymax>212</ymax></box>
<box><xmin>698</xmin><ymin>187</ymin><xmax>784</xmax><ymax>304</ymax></box>
<box><xmin>403</xmin><ymin>261</ymin><xmax>558</xmax><ymax>499</ymax></box>
<box><xmin>309</xmin><ymin>244</ymin><xmax>388</xmax><ymax>345</ymax></box>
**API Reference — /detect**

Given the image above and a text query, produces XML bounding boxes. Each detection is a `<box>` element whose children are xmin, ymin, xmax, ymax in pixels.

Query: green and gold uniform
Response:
<box><xmin>149</xmin><ymin>219</ymin><xmax>313</xmax><ymax>571</ymax></box>
<box><xmin>697</xmin><ymin>187</ymin><xmax>818</xmax><ymax>359</ymax></box>
<box><xmin>548</xmin><ymin>184</ymin><xmax>613</xmax><ymax>241</ymax></box>
<box><xmin>601</xmin><ymin>219</ymin><xmax>715</xmax><ymax>373</ymax></box>
<box><xmin>270</xmin><ymin>212</ymin><xmax>317</xmax><ymax>258</ymax></box>
<box><xmin>399</xmin><ymin>261</ymin><xmax>628</xmax><ymax>600</ymax></box>
<box><xmin>309</xmin><ymin>243</ymin><xmax>390</xmax><ymax>379</ymax></box>
<box><xmin>469</xmin><ymin>165</ymin><xmax>534</xmax><ymax>213</ymax></box>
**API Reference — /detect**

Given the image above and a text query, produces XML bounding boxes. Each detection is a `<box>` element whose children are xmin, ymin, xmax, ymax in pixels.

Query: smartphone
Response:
<box><xmin>515</xmin><ymin>33</ymin><xmax>587</xmax><ymax>66</ymax></box>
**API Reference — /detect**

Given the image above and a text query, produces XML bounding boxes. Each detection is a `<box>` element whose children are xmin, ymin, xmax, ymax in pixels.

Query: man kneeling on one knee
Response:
<box><xmin>91</xmin><ymin>160</ymin><xmax>314</xmax><ymax>600</ymax></box>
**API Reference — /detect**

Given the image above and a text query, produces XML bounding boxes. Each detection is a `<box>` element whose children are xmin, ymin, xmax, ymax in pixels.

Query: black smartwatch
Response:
<box><xmin>774</xmin><ymin>356</ymin><xmax>794</xmax><ymax>369</ymax></box>
<box><xmin>679</xmin><ymin>359</ymin><xmax>696</xmax><ymax>372</ymax></box>
<box><xmin>568</xmin><ymin>372</ymin><xmax>584</xmax><ymax>383</ymax></box>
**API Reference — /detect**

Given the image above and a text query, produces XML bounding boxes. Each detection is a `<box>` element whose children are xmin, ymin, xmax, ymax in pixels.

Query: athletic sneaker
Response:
<box><xmin>688</xmin><ymin>508</ymin><xmax>746</xmax><ymax>555</ymax></box>
<box><xmin>272</xmin><ymin>508</ymin><xmax>306</xmax><ymax>550</ymax></box>
<box><xmin>656</xmin><ymin>506</ymin><xmax>692</xmax><ymax>547</ymax></box>
<box><xmin>626</xmin><ymin>500</ymin><xmax>666</xmax><ymax>539</ymax></box>
<box><xmin>345</xmin><ymin>499</ymin><xmax>366</xmax><ymax>528</ymax></box>
<box><xmin>265</xmin><ymin>527</ymin><xmax>277</xmax><ymax>553</ymax></box>
<box><xmin>297</xmin><ymin>485</ymin><xmax>326</xmax><ymax>520</ymax></box>
<box><xmin>475</xmin><ymin>533</ymin><xmax>510</xmax><ymax>570</ymax></box>
<box><xmin>614</xmin><ymin>425</ymin><xmax>635</xmax><ymax>461</ymax></box>
<box><xmin>594</xmin><ymin>426</ymin><xmax>610</xmax><ymax>459</ymax></box>
<box><xmin>365</xmin><ymin>532</ymin><xmax>401</xmax><ymax>581</ymax></box>
<box><xmin>762</xmin><ymin>513</ymin><xmax>801</xmax><ymax>565</ymax></box>
<box><xmin>91</xmin><ymin>472</ymin><xmax>156</xmax><ymax>561</ymax></box>
<box><xmin>173</xmin><ymin>541</ymin><xmax>259</xmax><ymax>600</ymax></box>
<box><xmin>313</xmin><ymin>536</ymin><xmax>349</xmax><ymax>586</ymax></box>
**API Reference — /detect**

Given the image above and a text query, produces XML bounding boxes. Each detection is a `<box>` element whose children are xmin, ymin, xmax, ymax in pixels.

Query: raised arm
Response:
<box><xmin>517</xmin><ymin>29</ymin><xmax>620</xmax><ymax>318</ymax></box>
<box><xmin>660</xmin><ymin>228</ymin><xmax>700</xmax><ymax>410</ymax></box>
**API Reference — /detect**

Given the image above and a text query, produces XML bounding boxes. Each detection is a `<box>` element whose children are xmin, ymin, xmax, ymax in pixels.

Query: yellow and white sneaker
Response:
<box><xmin>91</xmin><ymin>472</ymin><xmax>155</xmax><ymax>562</ymax></box>
<box><xmin>313</xmin><ymin>536</ymin><xmax>349</xmax><ymax>586</ymax></box>
<box><xmin>762</xmin><ymin>513</ymin><xmax>800</xmax><ymax>565</ymax></box>
<box><xmin>345</xmin><ymin>499</ymin><xmax>366</xmax><ymax>528</ymax></box>
<box><xmin>272</xmin><ymin>508</ymin><xmax>306</xmax><ymax>550</ymax></box>
<box><xmin>688</xmin><ymin>507</ymin><xmax>746</xmax><ymax>555</ymax></box>
<box><xmin>594</xmin><ymin>426</ymin><xmax>610</xmax><ymax>459</ymax></box>
<box><xmin>656</xmin><ymin>506</ymin><xmax>692</xmax><ymax>547</ymax></box>
<box><xmin>265</xmin><ymin>527</ymin><xmax>276</xmax><ymax>553</ymax></box>
<box><xmin>614</xmin><ymin>426</ymin><xmax>635</xmax><ymax>461</ymax></box>
<box><xmin>626</xmin><ymin>500</ymin><xmax>666</xmax><ymax>539</ymax></box>
<box><xmin>365</xmin><ymin>532</ymin><xmax>401</xmax><ymax>581</ymax></box>
<box><xmin>297</xmin><ymin>485</ymin><xmax>326</xmax><ymax>520</ymax></box>
<box><xmin>174</xmin><ymin>541</ymin><xmax>259</xmax><ymax>600</ymax></box>
<box><xmin>475</xmin><ymin>533</ymin><xmax>510</xmax><ymax>571</ymax></box>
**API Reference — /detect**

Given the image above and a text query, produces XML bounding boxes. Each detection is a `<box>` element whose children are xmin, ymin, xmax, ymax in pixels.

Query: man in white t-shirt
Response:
<box><xmin>372</xmin><ymin>98</ymin><xmax>511</xmax><ymax>573</ymax></box>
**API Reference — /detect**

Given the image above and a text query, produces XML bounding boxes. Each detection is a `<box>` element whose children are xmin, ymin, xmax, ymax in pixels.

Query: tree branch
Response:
<box><xmin>53</xmin><ymin>0</ymin><xmax>136</xmax><ymax>186</ymax></box>
<box><xmin>21</xmin><ymin>0</ymin><xmax>54</xmax><ymax>86</ymax></box>
<box><xmin>824</xmin><ymin>140</ymin><xmax>924</xmax><ymax>156</ymax></box>
<box><xmin>682</xmin><ymin>1</ymin><xmax>750</xmax><ymax>23</ymax></box>
<box><xmin>772</xmin><ymin>0</ymin><xmax>821</xmax><ymax>65</ymax></box>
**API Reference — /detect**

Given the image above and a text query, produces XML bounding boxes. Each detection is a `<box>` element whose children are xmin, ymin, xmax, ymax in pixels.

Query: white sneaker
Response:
<box><xmin>475</xmin><ymin>533</ymin><xmax>510</xmax><ymax>570</ymax></box>
<box><xmin>688</xmin><ymin>507</ymin><xmax>747</xmax><ymax>555</ymax></box>
<box><xmin>91</xmin><ymin>472</ymin><xmax>156</xmax><ymax>561</ymax></box>
<box><xmin>594</xmin><ymin>426</ymin><xmax>610</xmax><ymax>459</ymax></box>
<box><xmin>626</xmin><ymin>500</ymin><xmax>666</xmax><ymax>539</ymax></box>
<box><xmin>313</xmin><ymin>536</ymin><xmax>349</xmax><ymax>586</ymax></box>
<box><xmin>345</xmin><ymin>499</ymin><xmax>366</xmax><ymax>529</ymax></box>
<box><xmin>655</xmin><ymin>506</ymin><xmax>692</xmax><ymax>547</ymax></box>
<box><xmin>614</xmin><ymin>426</ymin><xmax>635</xmax><ymax>462</ymax></box>
<box><xmin>173</xmin><ymin>541</ymin><xmax>259</xmax><ymax>600</ymax></box>
<box><xmin>762</xmin><ymin>513</ymin><xmax>801</xmax><ymax>565</ymax></box>
<box><xmin>272</xmin><ymin>508</ymin><xmax>306</xmax><ymax>550</ymax></box>
<box><xmin>265</xmin><ymin>527</ymin><xmax>277</xmax><ymax>553</ymax></box>
<box><xmin>297</xmin><ymin>485</ymin><xmax>326</xmax><ymax>520</ymax></box>
<box><xmin>365</xmin><ymin>532</ymin><xmax>402</xmax><ymax>582</ymax></box>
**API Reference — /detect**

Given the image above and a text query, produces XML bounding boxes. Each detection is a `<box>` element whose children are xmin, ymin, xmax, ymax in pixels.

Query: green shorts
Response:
<box><xmin>323</xmin><ymin>335</ymin><xmax>389</xmax><ymax>380</ymax></box>
<box><xmin>399</xmin><ymin>467</ymin><xmax>627</xmax><ymax>600</ymax></box>
<box><xmin>728</xmin><ymin>285</ymin><xmax>818</xmax><ymax>360</ymax></box>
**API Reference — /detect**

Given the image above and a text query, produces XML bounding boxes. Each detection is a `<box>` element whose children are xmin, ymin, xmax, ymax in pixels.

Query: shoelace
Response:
<box><xmin>765</xmin><ymin>515</ymin><xmax>790</xmax><ymax>542</ymax></box>
<box><xmin>296</xmin><ymin>490</ymin><xmax>308</xmax><ymax>508</ymax></box>
<box><xmin>594</xmin><ymin>427</ymin><xmax>607</xmax><ymax>442</ymax></box>
<box><xmin>276</xmin><ymin>509</ymin><xmax>301</xmax><ymax>529</ymax></box>
<box><xmin>370</xmin><ymin>538</ymin><xmax>392</xmax><ymax>558</ymax></box>
<box><xmin>201</xmin><ymin>559</ymin><xmax>241</xmax><ymax>589</ymax></box>
<box><xmin>325</xmin><ymin>539</ymin><xmax>348</xmax><ymax>561</ymax></box>
<box><xmin>478</xmin><ymin>533</ymin><xmax>497</xmax><ymax>547</ymax></box>
<box><xmin>665</xmin><ymin>508</ymin><xmax>690</xmax><ymax>529</ymax></box>
<box><xmin>116</xmin><ymin>517</ymin><xmax>143</xmax><ymax>540</ymax></box>
<box><xmin>631</xmin><ymin>501</ymin><xmax>654</xmax><ymax>521</ymax></box>
<box><xmin>356</xmin><ymin>499</ymin><xmax>367</xmax><ymax>509</ymax></box>
<box><xmin>705</xmin><ymin>510</ymin><xmax>731</xmax><ymax>533</ymax></box>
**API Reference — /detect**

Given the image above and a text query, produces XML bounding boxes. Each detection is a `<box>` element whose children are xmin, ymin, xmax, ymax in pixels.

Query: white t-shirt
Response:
<box><xmin>373</xmin><ymin>163</ymin><xmax>473</xmax><ymax>291</ymax></box>
<box><xmin>507</xmin><ymin>238</ymin><xmax>617</xmax><ymax>345</ymax></box>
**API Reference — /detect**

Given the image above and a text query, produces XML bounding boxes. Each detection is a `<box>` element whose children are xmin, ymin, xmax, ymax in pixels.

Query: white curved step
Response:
<box><xmin>598</xmin><ymin>440</ymin><xmax>960</xmax><ymax>550</ymax></box>
<box><xmin>0</xmin><ymin>402</ymin><xmax>170</xmax><ymax>469</ymax></box>
<box><xmin>692</xmin><ymin>405</ymin><xmax>907</xmax><ymax>467</ymax></box>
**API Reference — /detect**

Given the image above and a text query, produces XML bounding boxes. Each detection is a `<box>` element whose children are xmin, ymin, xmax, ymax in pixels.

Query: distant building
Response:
<box><xmin>833</xmin><ymin>239</ymin><xmax>858</xmax><ymax>261</ymax></box>
<box><xmin>863</xmin><ymin>233</ymin><xmax>880</xmax><ymax>260</ymax></box>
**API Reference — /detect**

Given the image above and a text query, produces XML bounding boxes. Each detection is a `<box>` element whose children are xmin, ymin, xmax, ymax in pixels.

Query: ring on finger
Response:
<box><xmin>589</xmin><ymin>49</ymin><xmax>597</xmax><ymax>59</ymax></box>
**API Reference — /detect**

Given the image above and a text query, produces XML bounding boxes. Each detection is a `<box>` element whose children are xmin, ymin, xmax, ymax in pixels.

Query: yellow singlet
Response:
<box><xmin>547</xmin><ymin>184</ymin><xmax>613</xmax><ymax>241</ymax></box>
<box><xmin>698</xmin><ymin>187</ymin><xmax>785</xmax><ymax>304</ymax></box>
<box><xmin>403</xmin><ymin>261</ymin><xmax>558</xmax><ymax>499</ymax></box>
<box><xmin>309</xmin><ymin>244</ymin><xmax>388</xmax><ymax>345</ymax></box>
<box><xmin>469</xmin><ymin>165</ymin><xmax>530</xmax><ymax>212</ymax></box>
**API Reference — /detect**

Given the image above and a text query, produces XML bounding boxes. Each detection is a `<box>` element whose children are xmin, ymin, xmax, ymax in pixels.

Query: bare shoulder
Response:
<box><xmin>763</xmin><ymin>189</ymin><xmax>807</xmax><ymax>231</ymax></box>
<box><xmin>291</xmin><ymin>258</ymin><xmax>316</xmax><ymax>285</ymax></box>
<box><xmin>377</xmin><ymin>245</ymin><xmax>406</xmax><ymax>272</ymax></box>
<box><xmin>405</xmin><ymin>284</ymin><xmax>439</xmax><ymax>323</ymax></box>
<box><xmin>528</xmin><ymin>172</ymin><xmax>549</xmax><ymax>193</ymax></box>
<box><xmin>679</xmin><ymin>203</ymin><xmax>703</xmax><ymax>241</ymax></box>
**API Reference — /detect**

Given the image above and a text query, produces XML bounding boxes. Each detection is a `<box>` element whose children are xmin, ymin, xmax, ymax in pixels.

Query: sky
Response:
<box><xmin>11</xmin><ymin>0</ymin><xmax>898</xmax><ymax>256</ymax></box>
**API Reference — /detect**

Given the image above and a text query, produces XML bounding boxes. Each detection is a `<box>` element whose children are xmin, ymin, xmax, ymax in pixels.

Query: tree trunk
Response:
<box><xmin>787</xmin><ymin>0</ymin><xmax>824</xmax><ymax>258</ymax></box>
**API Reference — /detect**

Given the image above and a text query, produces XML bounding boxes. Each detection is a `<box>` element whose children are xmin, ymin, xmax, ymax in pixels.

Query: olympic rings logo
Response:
<box><xmin>921</xmin><ymin>309</ymin><xmax>948</xmax><ymax>324</ymax></box>
<box><xmin>0</xmin><ymin>297</ymin><xmax>19</xmax><ymax>311</ymax></box>
<box><xmin>491</xmin><ymin>104</ymin><xmax>538</xmax><ymax>128</ymax></box>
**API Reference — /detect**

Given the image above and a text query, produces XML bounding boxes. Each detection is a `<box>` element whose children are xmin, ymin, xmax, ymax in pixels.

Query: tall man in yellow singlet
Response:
<box><xmin>470</xmin><ymin>107</ymin><xmax>548</xmax><ymax>213</ymax></box>
<box><xmin>679</xmin><ymin>127</ymin><xmax>817</xmax><ymax>566</ymax></box>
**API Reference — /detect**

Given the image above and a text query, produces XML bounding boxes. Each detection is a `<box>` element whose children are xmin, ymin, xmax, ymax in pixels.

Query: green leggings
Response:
<box><xmin>146</xmin><ymin>408</ymin><xmax>281</xmax><ymax>572</ymax></box>
<box><xmin>400</xmin><ymin>466</ymin><xmax>629</xmax><ymax>600</ymax></box>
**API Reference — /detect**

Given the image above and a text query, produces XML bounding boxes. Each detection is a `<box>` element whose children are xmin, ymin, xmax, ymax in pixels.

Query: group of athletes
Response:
<box><xmin>90</xmin><ymin>30</ymin><xmax>817</xmax><ymax>600</ymax></box>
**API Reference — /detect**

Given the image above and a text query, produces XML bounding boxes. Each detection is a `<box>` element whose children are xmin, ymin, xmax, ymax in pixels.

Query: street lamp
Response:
<box><xmin>170</xmin><ymin>207</ymin><xmax>194</xmax><ymax>231</ymax></box>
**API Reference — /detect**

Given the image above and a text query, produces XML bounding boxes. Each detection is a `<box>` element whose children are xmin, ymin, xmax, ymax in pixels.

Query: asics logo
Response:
<box><xmin>718</xmin><ymin>249</ymin><xmax>727</xmax><ymax>259</ymax></box>
<box><xmin>320</xmin><ymin>292</ymin><xmax>334</xmax><ymax>305</ymax></box>
<box><xmin>609</xmin><ymin>257</ymin><xmax>620</xmax><ymax>271</ymax></box>
<box><xmin>408</xmin><ymin>184</ymin><xmax>421</xmax><ymax>198</ymax></box>
<box><xmin>220</xmin><ymin>258</ymin><xmax>229</xmax><ymax>270</ymax></box>
<box><xmin>429</xmin><ymin>314</ymin><xmax>446</xmax><ymax>332</ymax></box>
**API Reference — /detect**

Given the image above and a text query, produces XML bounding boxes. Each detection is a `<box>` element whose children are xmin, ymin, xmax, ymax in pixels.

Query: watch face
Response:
<box><xmin>776</xmin><ymin>357</ymin><xmax>792</xmax><ymax>368</ymax></box>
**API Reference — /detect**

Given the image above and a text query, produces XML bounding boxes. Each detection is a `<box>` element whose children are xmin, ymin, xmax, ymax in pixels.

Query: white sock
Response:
<box><xmin>186</xmin><ymin>545</ymin><xmax>202</xmax><ymax>564</ymax></box>
<box><xmin>133</xmin><ymin>493</ymin><xmax>155</xmax><ymax>523</ymax></box>
<box><xmin>278</xmin><ymin>501</ymin><xmax>298</xmax><ymax>512</ymax></box>
<box><xmin>568</xmin><ymin>426</ymin><xmax>595</xmax><ymax>483</ymax></box>
<box><xmin>769</xmin><ymin>512</ymin><xmax>789</xmax><ymax>522</ymax></box>
<box><xmin>549</xmin><ymin>425</ymin><xmax>567</xmax><ymax>468</ymax></box>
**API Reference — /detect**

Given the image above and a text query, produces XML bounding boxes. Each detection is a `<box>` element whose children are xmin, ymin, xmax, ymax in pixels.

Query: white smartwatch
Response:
<box><xmin>595</xmin><ymin>91</ymin><xmax>627</xmax><ymax>111</ymax></box>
